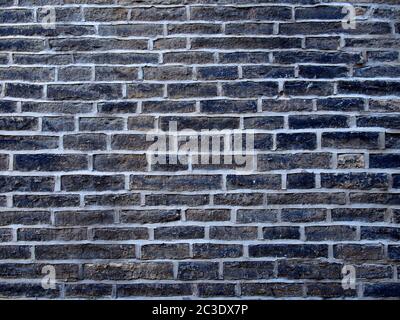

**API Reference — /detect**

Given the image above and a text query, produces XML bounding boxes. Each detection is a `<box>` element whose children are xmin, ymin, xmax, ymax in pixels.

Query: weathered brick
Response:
<box><xmin>307</xmin><ymin>283</ymin><xmax>357</xmax><ymax>298</ymax></box>
<box><xmin>84</xmin><ymin>193</ymin><xmax>140</xmax><ymax>207</ymax></box>
<box><xmin>192</xmin><ymin>244</ymin><xmax>243</xmax><ymax>259</ymax></box>
<box><xmin>249</xmin><ymin>244</ymin><xmax>328</xmax><ymax>258</ymax></box>
<box><xmin>214</xmin><ymin>193</ymin><xmax>264</xmax><ymax>206</ymax></box>
<box><xmin>322</xmin><ymin>132</ymin><xmax>380</xmax><ymax>149</ymax></box>
<box><xmin>287</xmin><ymin>172</ymin><xmax>315</xmax><ymax>189</ymax></box>
<box><xmin>0</xmin><ymin>176</ymin><xmax>54</xmax><ymax>192</ymax></box>
<box><xmin>0</xmin><ymin>135</ymin><xmax>59</xmax><ymax>150</ymax></box>
<box><xmin>65</xmin><ymin>284</ymin><xmax>112</xmax><ymax>299</ymax></box>
<box><xmin>120</xmin><ymin>209</ymin><xmax>180</xmax><ymax>224</ymax></box>
<box><xmin>305</xmin><ymin>225</ymin><xmax>357</xmax><ymax>241</ymax></box>
<box><xmin>35</xmin><ymin>244</ymin><xmax>136</xmax><ymax>260</ymax></box>
<box><xmin>197</xmin><ymin>283</ymin><xmax>236</xmax><ymax>297</ymax></box>
<box><xmin>21</xmin><ymin>102</ymin><xmax>93</xmax><ymax>114</ymax></box>
<box><xmin>48</xmin><ymin>84</ymin><xmax>122</xmax><ymax>101</ymax></box>
<box><xmin>258</xmin><ymin>153</ymin><xmax>332</xmax><ymax>170</ymax></box>
<box><xmin>92</xmin><ymin>228</ymin><xmax>148</xmax><ymax>241</ymax></box>
<box><xmin>0</xmin><ymin>283</ymin><xmax>60</xmax><ymax>298</ymax></box>
<box><xmin>117</xmin><ymin>283</ymin><xmax>192</xmax><ymax>297</ymax></box>
<box><xmin>64</xmin><ymin>134</ymin><xmax>107</xmax><ymax>151</ymax></box>
<box><xmin>241</xmin><ymin>283</ymin><xmax>303</xmax><ymax>297</ymax></box>
<box><xmin>223</xmin><ymin>81</ymin><xmax>278</xmax><ymax>98</ymax></box>
<box><xmin>84</xmin><ymin>262</ymin><xmax>173</xmax><ymax>280</ymax></box>
<box><xmin>145</xmin><ymin>194</ymin><xmax>209</xmax><ymax>206</ymax></box>
<box><xmin>14</xmin><ymin>154</ymin><xmax>88</xmax><ymax>171</ymax></box>
<box><xmin>141</xmin><ymin>244</ymin><xmax>190</xmax><ymax>260</ymax></box>
<box><xmin>370</xmin><ymin>154</ymin><xmax>400</xmax><ymax>169</ymax></box>
<box><xmin>17</xmin><ymin>227</ymin><xmax>87</xmax><ymax>242</ymax></box>
<box><xmin>130</xmin><ymin>174</ymin><xmax>221</xmax><ymax>191</ymax></box>
<box><xmin>321</xmin><ymin>173</ymin><xmax>389</xmax><ymax>190</ymax></box>
<box><xmin>289</xmin><ymin>115</ymin><xmax>349</xmax><ymax>129</ymax></box>
<box><xmin>263</xmin><ymin>226</ymin><xmax>300</xmax><ymax>240</ymax></box>
<box><xmin>0</xmin><ymin>211</ymin><xmax>50</xmax><ymax>226</ymax></box>
<box><xmin>210</xmin><ymin>226</ymin><xmax>258</xmax><ymax>240</ymax></box>
<box><xmin>186</xmin><ymin>209</ymin><xmax>230</xmax><ymax>222</ymax></box>
<box><xmin>54</xmin><ymin>210</ymin><xmax>114</xmax><ymax>226</ymax></box>
<box><xmin>224</xmin><ymin>261</ymin><xmax>274</xmax><ymax>280</ymax></box>
<box><xmin>268</xmin><ymin>192</ymin><xmax>346</xmax><ymax>205</ymax></box>
<box><xmin>191</xmin><ymin>6</ymin><xmax>292</xmax><ymax>21</ymax></box>
<box><xmin>331</xmin><ymin>208</ymin><xmax>386</xmax><ymax>223</ymax></box>
<box><xmin>61</xmin><ymin>175</ymin><xmax>125</xmax><ymax>191</ymax></box>
<box><xmin>13</xmin><ymin>195</ymin><xmax>80</xmax><ymax>208</ymax></box>
<box><xmin>154</xmin><ymin>226</ymin><xmax>204</xmax><ymax>240</ymax></box>
<box><xmin>276</xmin><ymin>133</ymin><xmax>317</xmax><ymax>150</ymax></box>
<box><xmin>334</xmin><ymin>244</ymin><xmax>384</xmax><ymax>261</ymax></box>
<box><xmin>278</xmin><ymin>260</ymin><xmax>342</xmax><ymax>280</ymax></box>
<box><xmin>178</xmin><ymin>262</ymin><xmax>219</xmax><ymax>280</ymax></box>
<box><xmin>237</xmin><ymin>209</ymin><xmax>278</xmax><ymax>223</ymax></box>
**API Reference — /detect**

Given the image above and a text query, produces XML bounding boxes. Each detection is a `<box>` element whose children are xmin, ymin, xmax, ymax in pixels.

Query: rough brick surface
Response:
<box><xmin>0</xmin><ymin>0</ymin><xmax>399</xmax><ymax>300</ymax></box>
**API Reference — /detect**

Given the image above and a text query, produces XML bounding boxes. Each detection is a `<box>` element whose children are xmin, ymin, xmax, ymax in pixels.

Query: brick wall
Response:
<box><xmin>0</xmin><ymin>0</ymin><xmax>399</xmax><ymax>299</ymax></box>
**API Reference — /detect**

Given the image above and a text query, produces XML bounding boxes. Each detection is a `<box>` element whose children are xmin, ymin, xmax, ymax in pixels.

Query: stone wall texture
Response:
<box><xmin>0</xmin><ymin>0</ymin><xmax>399</xmax><ymax>299</ymax></box>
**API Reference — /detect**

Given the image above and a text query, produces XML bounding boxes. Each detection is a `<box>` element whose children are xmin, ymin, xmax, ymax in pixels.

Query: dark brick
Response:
<box><xmin>14</xmin><ymin>154</ymin><xmax>88</xmax><ymax>172</ymax></box>
<box><xmin>263</xmin><ymin>226</ymin><xmax>300</xmax><ymax>240</ymax></box>
<box><xmin>224</xmin><ymin>261</ymin><xmax>274</xmax><ymax>280</ymax></box>
<box><xmin>117</xmin><ymin>283</ymin><xmax>192</xmax><ymax>298</ymax></box>
<box><xmin>35</xmin><ymin>244</ymin><xmax>136</xmax><ymax>260</ymax></box>
<box><xmin>276</xmin><ymin>133</ymin><xmax>317</xmax><ymax>150</ymax></box>
<box><xmin>65</xmin><ymin>284</ymin><xmax>112</xmax><ymax>299</ymax></box>
<box><xmin>321</xmin><ymin>173</ymin><xmax>389</xmax><ymax>190</ymax></box>
<box><xmin>154</xmin><ymin>226</ymin><xmax>204</xmax><ymax>240</ymax></box>
<box><xmin>249</xmin><ymin>244</ymin><xmax>328</xmax><ymax>258</ymax></box>
<box><xmin>192</xmin><ymin>244</ymin><xmax>243</xmax><ymax>259</ymax></box>
<box><xmin>13</xmin><ymin>195</ymin><xmax>80</xmax><ymax>208</ymax></box>
<box><xmin>61</xmin><ymin>175</ymin><xmax>125</xmax><ymax>191</ymax></box>
<box><xmin>237</xmin><ymin>209</ymin><xmax>278</xmax><ymax>223</ymax></box>
<box><xmin>281</xmin><ymin>208</ymin><xmax>326</xmax><ymax>223</ymax></box>
<box><xmin>84</xmin><ymin>262</ymin><xmax>173</xmax><ymax>280</ymax></box>
<box><xmin>278</xmin><ymin>260</ymin><xmax>342</xmax><ymax>280</ymax></box>
<box><xmin>64</xmin><ymin>134</ymin><xmax>107</xmax><ymax>151</ymax></box>
<box><xmin>210</xmin><ymin>226</ymin><xmax>257</xmax><ymax>240</ymax></box>
<box><xmin>0</xmin><ymin>176</ymin><xmax>54</xmax><ymax>192</ymax></box>
<box><xmin>197</xmin><ymin>283</ymin><xmax>236</xmax><ymax>297</ymax></box>
<box><xmin>17</xmin><ymin>227</ymin><xmax>87</xmax><ymax>242</ymax></box>
<box><xmin>289</xmin><ymin>115</ymin><xmax>349</xmax><ymax>129</ymax></box>
<box><xmin>131</xmin><ymin>174</ymin><xmax>221</xmax><ymax>191</ymax></box>
<box><xmin>268</xmin><ymin>192</ymin><xmax>346</xmax><ymax>205</ymax></box>
<box><xmin>322</xmin><ymin>132</ymin><xmax>380</xmax><ymax>149</ymax></box>
<box><xmin>331</xmin><ymin>208</ymin><xmax>386</xmax><ymax>223</ymax></box>
<box><xmin>258</xmin><ymin>153</ymin><xmax>332</xmax><ymax>170</ymax></box>
<box><xmin>370</xmin><ymin>154</ymin><xmax>400</xmax><ymax>169</ymax></box>
<box><xmin>334</xmin><ymin>244</ymin><xmax>384</xmax><ymax>261</ymax></box>
<box><xmin>141</xmin><ymin>244</ymin><xmax>190</xmax><ymax>260</ymax></box>
<box><xmin>54</xmin><ymin>210</ymin><xmax>114</xmax><ymax>226</ymax></box>
<box><xmin>0</xmin><ymin>135</ymin><xmax>59</xmax><ymax>150</ymax></box>
<box><xmin>305</xmin><ymin>225</ymin><xmax>357</xmax><ymax>241</ymax></box>
<box><xmin>92</xmin><ymin>228</ymin><xmax>148</xmax><ymax>241</ymax></box>
<box><xmin>186</xmin><ymin>209</ymin><xmax>230</xmax><ymax>222</ymax></box>
<box><xmin>84</xmin><ymin>193</ymin><xmax>140</xmax><ymax>207</ymax></box>
<box><xmin>178</xmin><ymin>262</ymin><xmax>219</xmax><ymax>280</ymax></box>
<box><xmin>364</xmin><ymin>283</ymin><xmax>400</xmax><ymax>298</ymax></box>
<box><xmin>241</xmin><ymin>283</ymin><xmax>303</xmax><ymax>297</ymax></box>
<box><xmin>227</xmin><ymin>174</ymin><xmax>281</xmax><ymax>190</ymax></box>
<box><xmin>287</xmin><ymin>172</ymin><xmax>315</xmax><ymax>189</ymax></box>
